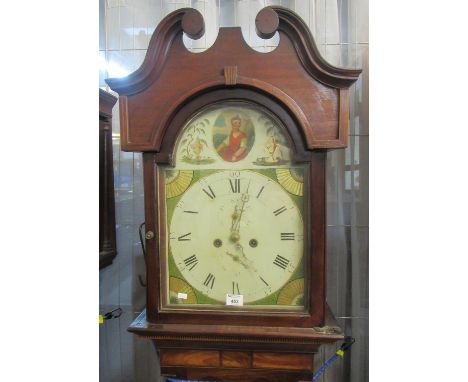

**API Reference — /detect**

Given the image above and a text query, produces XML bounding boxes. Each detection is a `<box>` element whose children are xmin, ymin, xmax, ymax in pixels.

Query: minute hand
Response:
<box><xmin>236</xmin><ymin>243</ymin><xmax>257</xmax><ymax>272</ymax></box>
<box><xmin>230</xmin><ymin>183</ymin><xmax>250</xmax><ymax>241</ymax></box>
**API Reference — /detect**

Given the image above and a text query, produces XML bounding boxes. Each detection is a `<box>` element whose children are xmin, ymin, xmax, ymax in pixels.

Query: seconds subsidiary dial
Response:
<box><xmin>169</xmin><ymin>170</ymin><xmax>303</xmax><ymax>304</ymax></box>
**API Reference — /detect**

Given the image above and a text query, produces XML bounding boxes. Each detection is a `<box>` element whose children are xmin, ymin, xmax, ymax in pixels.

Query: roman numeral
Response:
<box><xmin>183</xmin><ymin>210</ymin><xmax>198</xmax><ymax>214</ymax></box>
<box><xmin>273</xmin><ymin>206</ymin><xmax>287</xmax><ymax>216</ymax></box>
<box><xmin>203</xmin><ymin>273</ymin><xmax>215</xmax><ymax>289</ymax></box>
<box><xmin>183</xmin><ymin>255</ymin><xmax>198</xmax><ymax>270</ymax></box>
<box><xmin>177</xmin><ymin>232</ymin><xmax>191</xmax><ymax>241</ymax></box>
<box><xmin>273</xmin><ymin>255</ymin><xmax>290</xmax><ymax>270</ymax></box>
<box><xmin>259</xmin><ymin>276</ymin><xmax>269</xmax><ymax>286</ymax></box>
<box><xmin>202</xmin><ymin>186</ymin><xmax>216</xmax><ymax>199</ymax></box>
<box><xmin>256</xmin><ymin>186</ymin><xmax>265</xmax><ymax>199</ymax></box>
<box><xmin>281</xmin><ymin>233</ymin><xmax>295</xmax><ymax>240</ymax></box>
<box><xmin>232</xmin><ymin>282</ymin><xmax>240</xmax><ymax>295</ymax></box>
<box><xmin>229</xmin><ymin>179</ymin><xmax>240</xmax><ymax>193</ymax></box>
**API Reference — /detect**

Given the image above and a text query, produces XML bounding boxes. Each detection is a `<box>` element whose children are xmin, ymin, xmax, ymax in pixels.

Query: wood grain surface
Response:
<box><xmin>105</xmin><ymin>6</ymin><xmax>361</xmax><ymax>381</ymax></box>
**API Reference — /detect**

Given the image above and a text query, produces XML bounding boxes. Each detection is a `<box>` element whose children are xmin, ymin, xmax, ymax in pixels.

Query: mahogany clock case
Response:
<box><xmin>105</xmin><ymin>6</ymin><xmax>360</xmax><ymax>329</ymax></box>
<box><xmin>144</xmin><ymin>89</ymin><xmax>325</xmax><ymax>327</ymax></box>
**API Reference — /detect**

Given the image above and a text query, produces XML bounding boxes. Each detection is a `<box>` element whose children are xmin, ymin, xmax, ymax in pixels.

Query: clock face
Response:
<box><xmin>160</xmin><ymin>102</ymin><xmax>308</xmax><ymax>311</ymax></box>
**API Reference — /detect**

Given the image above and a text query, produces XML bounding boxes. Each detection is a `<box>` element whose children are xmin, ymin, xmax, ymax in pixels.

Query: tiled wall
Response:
<box><xmin>99</xmin><ymin>1</ymin><xmax>368</xmax><ymax>381</ymax></box>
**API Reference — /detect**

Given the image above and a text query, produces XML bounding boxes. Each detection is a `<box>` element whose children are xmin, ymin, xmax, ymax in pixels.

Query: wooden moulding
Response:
<box><xmin>99</xmin><ymin>88</ymin><xmax>118</xmax><ymax>118</ymax></box>
<box><xmin>132</xmin><ymin>306</ymin><xmax>342</xmax><ymax>381</ymax></box>
<box><xmin>162</xmin><ymin>367</ymin><xmax>312</xmax><ymax>382</ymax></box>
<box><xmin>105</xmin><ymin>6</ymin><xmax>361</xmax><ymax>152</ymax></box>
<box><xmin>128</xmin><ymin>305</ymin><xmax>343</xmax><ymax>353</ymax></box>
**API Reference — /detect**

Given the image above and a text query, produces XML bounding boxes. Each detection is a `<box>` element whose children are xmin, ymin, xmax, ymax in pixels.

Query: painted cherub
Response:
<box><xmin>190</xmin><ymin>137</ymin><xmax>205</xmax><ymax>160</ymax></box>
<box><xmin>264</xmin><ymin>134</ymin><xmax>284</xmax><ymax>163</ymax></box>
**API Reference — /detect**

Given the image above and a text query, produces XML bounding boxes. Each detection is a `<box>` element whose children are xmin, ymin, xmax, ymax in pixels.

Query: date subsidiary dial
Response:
<box><xmin>168</xmin><ymin>170</ymin><xmax>304</xmax><ymax>304</ymax></box>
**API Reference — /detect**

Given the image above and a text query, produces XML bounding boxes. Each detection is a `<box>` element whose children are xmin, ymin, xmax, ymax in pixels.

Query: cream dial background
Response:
<box><xmin>169</xmin><ymin>170</ymin><xmax>303</xmax><ymax>303</ymax></box>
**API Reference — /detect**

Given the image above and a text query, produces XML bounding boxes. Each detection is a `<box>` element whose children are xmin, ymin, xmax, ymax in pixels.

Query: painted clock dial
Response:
<box><xmin>161</xmin><ymin>102</ymin><xmax>308</xmax><ymax>310</ymax></box>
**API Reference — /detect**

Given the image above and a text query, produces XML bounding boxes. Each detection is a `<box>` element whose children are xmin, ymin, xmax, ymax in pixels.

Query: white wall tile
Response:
<box><xmin>120</xmin><ymin>5</ymin><xmax>135</xmax><ymax>49</ymax></box>
<box><xmin>343</xmin><ymin>42</ymin><xmax>357</xmax><ymax>69</ymax></box>
<box><xmin>294</xmin><ymin>0</ymin><xmax>311</xmax><ymax>25</ymax></box>
<box><xmin>190</xmin><ymin>0</ymin><xmax>219</xmax><ymax>50</ymax></box>
<box><xmin>107</xmin><ymin>50</ymin><xmax>137</xmax><ymax>78</ymax></box>
<box><xmin>339</xmin><ymin>0</ymin><xmax>357</xmax><ymax>44</ymax></box>
<box><xmin>280</xmin><ymin>0</ymin><xmax>293</xmax><ymax>9</ymax></box>
<box><xmin>100</xmin><ymin>51</ymin><xmax>108</xmax><ymax>88</ymax></box>
<box><xmin>356</xmin><ymin>0</ymin><xmax>368</xmax><ymax>42</ymax></box>
<box><xmin>249</xmin><ymin>0</ymin><xmax>267</xmax><ymax>48</ymax></box>
<box><xmin>325</xmin><ymin>0</ymin><xmax>340</xmax><ymax>44</ymax></box>
<box><xmin>313</xmin><ymin>0</ymin><xmax>326</xmax><ymax>44</ymax></box>
<box><xmin>111</xmin><ymin>102</ymin><xmax>120</xmax><ymax>135</ymax></box>
<box><xmin>353</xmin><ymin>44</ymin><xmax>368</xmax><ymax>135</ymax></box>
<box><xmin>204</xmin><ymin>0</ymin><xmax>220</xmax><ymax>48</ymax></box>
<box><xmin>147</xmin><ymin>0</ymin><xmax>163</xmax><ymax>36</ymax></box>
<box><xmin>189</xmin><ymin>0</ymin><xmax>204</xmax><ymax>49</ymax></box>
<box><xmin>99</xmin><ymin>264</ymin><xmax>120</xmax><ymax>308</ymax></box>
<box><xmin>236</xmin><ymin>0</ymin><xmax>250</xmax><ymax>45</ymax></box>
<box><xmin>317</xmin><ymin>43</ymin><xmax>326</xmax><ymax>58</ymax></box>
<box><xmin>134</xmin><ymin>0</ymin><xmax>151</xmax><ymax>49</ymax></box>
<box><xmin>119</xmin><ymin>312</ymin><xmax>137</xmax><ymax>381</ymax></box>
<box><xmin>132</xmin><ymin>154</ymin><xmax>145</xmax><ymax>232</ymax></box>
<box><xmin>325</xmin><ymin>44</ymin><xmax>342</xmax><ymax>67</ymax></box>
<box><xmin>100</xmin><ymin>0</ymin><xmax>106</xmax><ymax>50</ymax></box>
<box><xmin>134</xmin><ymin>49</ymin><xmax>147</xmax><ymax>69</ymax></box>
<box><xmin>106</xmin><ymin>5</ymin><xmax>120</xmax><ymax>50</ymax></box>
<box><xmin>219</xmin><ymin>0</ymin><xmax>236</xmax><ymax>27</ymax></box>
<box><xmin>102</xmin><ymin>315</ymin><xmax>123</xmax><ymax>381</ymax></box>
<box><xmin>163</xmin><ymin>0</ymin><xmax>190</xmax><ymax>17</ymax></box>
<box><xmin>115</xmin><ymin>190</ymin><xmax>134</xmax><ymax>225</ymax></box>
<box><xmin>116</xmin><ymin>224</ymin><xmax>134</xmax><ymax>306</ymax></box>
<box><xmin>99</xmin><ymin>322</ymin><xmax>111</xmax><ymax>382</ymax></box>
<box><xmin>181</xmin><ymin>32</ymin><xmax>192</xmax><ymax>50</ymax></box>
<box><xmin>265</xmin><ymin>31</ymin><xmax>279</xmax><ymax>49</ymax></box>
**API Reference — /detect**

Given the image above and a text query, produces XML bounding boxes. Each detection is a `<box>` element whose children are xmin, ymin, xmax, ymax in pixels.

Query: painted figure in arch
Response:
<box><xmin>215</xmin><ymin>115</ymin><xmax>249</xmax><ymax>162</ymax></box>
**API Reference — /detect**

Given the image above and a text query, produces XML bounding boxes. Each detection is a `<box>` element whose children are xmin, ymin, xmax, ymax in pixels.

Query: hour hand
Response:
<box><xmin>225</xmin><ymin>245</ymin><xmax>257</xmax><ymax>272</ymax></box>
<box><xmin>225</xmin><ymin>251</ymin><xmax>248</xmax><ymax>270</ymax></box>
<box><xmin>230</xmin><ymin>205</ymin><xmax>241</xmax><ymax>242</ymax></box>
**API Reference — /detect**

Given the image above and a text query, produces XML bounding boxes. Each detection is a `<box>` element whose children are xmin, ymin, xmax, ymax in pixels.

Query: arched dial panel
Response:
<box><xmin>159</xmin><ymin>101</ymin><xmax>308</xmax><ymax>311</ymax></box>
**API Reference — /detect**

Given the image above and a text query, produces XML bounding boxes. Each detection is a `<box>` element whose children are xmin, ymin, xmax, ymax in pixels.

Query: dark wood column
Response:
<box><xmin>99</xmin><ymin>89</ymin><xmax>118</xmax><ymax>269</ymax></box>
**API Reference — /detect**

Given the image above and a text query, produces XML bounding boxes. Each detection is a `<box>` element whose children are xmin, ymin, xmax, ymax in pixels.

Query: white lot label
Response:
<box><xmin>177</xmin><ymin>292</ymin><xmax>188</xmax><ymax>300</ymax></box>
<box><xmin>226</xmin><ymin>294</ymin><xmax>243</xmax><ymax>306</ymax></box>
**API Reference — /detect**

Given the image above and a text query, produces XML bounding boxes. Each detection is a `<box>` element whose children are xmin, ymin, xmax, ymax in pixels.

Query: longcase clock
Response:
<box><xmin>106</xmin><ymin>6</ymin><xmax>360</xmax><ymax>382</ymax></box>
